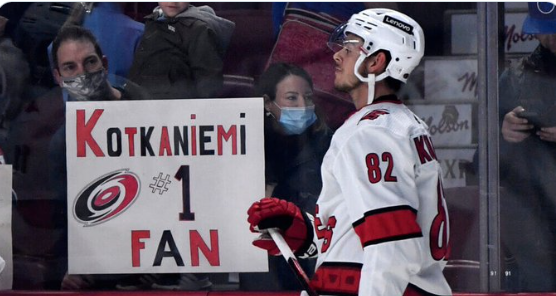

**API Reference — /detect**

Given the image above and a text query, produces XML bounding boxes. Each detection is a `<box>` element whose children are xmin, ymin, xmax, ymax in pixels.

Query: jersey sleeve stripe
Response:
<box><xmin>310</xmin><ymin>262</ymin><xmax>362</xmax><ymax>296</ymax></box>
<box><xmin>353</xmin><ymin>205</ymin><xmax>422</xmax><ymax>247</ymax></box>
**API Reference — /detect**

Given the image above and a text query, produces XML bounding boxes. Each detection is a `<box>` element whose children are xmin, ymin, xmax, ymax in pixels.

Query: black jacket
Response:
<box><xmin>128</xmin><ymin>5</ymin><xmax>234</xmax><ymax>100</ymax></box>
<box><xmin>265</xmin><ymin>119</ymin><xmax>332</xmax><ymax>215</ymax></box>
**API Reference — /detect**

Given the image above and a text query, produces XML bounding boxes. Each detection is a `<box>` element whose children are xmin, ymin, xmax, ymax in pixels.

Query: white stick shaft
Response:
<box><xmin>268</xmin><ymin>228</ymin><xmax>319</xmax><ymax>296</ymax></box>
<box><xmin>268</xmin><ymin>228</ymin><xmax>296</xmax><ymax>260</ymax></box>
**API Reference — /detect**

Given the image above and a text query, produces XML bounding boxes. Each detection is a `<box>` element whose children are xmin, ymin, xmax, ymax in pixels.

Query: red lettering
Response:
<box><xmin>217</xmin><ymin>126</ymin><xmax>237</xmax><ymax>155</ymax></box>
<box><xmin>125</xmin><ymin>127</ymin><xmax>137</xmax><ymax>156</ymax></box>
<box><xmin>413</xmin><ymin>135</ymin><xmax>432</xmax><ymax>164</ymax></box>
<box><xmin>159</xmin><ymin>126</ymin><xmax>173</xmax><ymax>156</ymax></box>
<box><xmin>190</xmin><ymin>230</ymin><xmax>220</xmax><ymax>266</ymax></box>
<box><xmin>131</xmin><ymin>230</ymin><xmax>150</xmax><ymax>267</ymax></box>
<box><xmin>191</xmin><ymin>126</ymin><xmax>197</xmax><ymax>156</ymax></box>
<box><xmin>76</xmin><ymin>109</ymin><xmax>105</xmax><ymax>157</ymax></box>
<box><xmin>423</xmin><ymin>136</ymin><xmax>438</xmax><ymax>160</ymax></box>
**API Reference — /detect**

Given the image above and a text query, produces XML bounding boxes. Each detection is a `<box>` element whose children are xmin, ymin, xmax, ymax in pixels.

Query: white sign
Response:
<box><xmin>409</xmin><ymin>104</ymin><xmax>473</xmax><ymax>146</ymax></box>
<box><xmin>450</xmin><ymin>10</ymin><xmax>537</xmax><ymax>55</ymax></box>
<box><xmin>0</xmin><ymin>165</ymin><xmax>13</xmax><ymax>290</ymax></box>
<box><xmin>424</xmin><ymin>58</ymin><xmax>478</xmax><ymax>101</ymax></box>
<box><xmin>436</xmin><ymin>148</ymin><xmax>476</xmax><ymax>188</ymax></box>
<box><xmin>66</xmin><ymin>98</ymin><xmax>267</xmax><ymax>274</ymax></box>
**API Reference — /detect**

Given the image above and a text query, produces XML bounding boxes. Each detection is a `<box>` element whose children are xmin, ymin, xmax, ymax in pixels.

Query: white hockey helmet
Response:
<box><xmin>329</xmin><ymin>8</ymin><xmax>425</xmax><ymax>84</ymax></box>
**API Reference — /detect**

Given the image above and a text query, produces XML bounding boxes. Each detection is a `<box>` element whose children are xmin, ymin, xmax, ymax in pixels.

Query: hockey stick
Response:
<box><xmin>268</xmin><ymin>228</ymin><xmax>319</xmax><ymax>296</ymax></box>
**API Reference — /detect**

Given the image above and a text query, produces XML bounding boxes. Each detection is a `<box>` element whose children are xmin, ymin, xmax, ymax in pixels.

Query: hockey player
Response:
<box><xmin>247</xmin><ymin>8</ymin><xmax>452</xmax><ymax>296</ymax></box>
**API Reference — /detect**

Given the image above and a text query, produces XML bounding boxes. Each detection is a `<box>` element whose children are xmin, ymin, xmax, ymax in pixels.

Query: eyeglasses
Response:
<box><xmin>327</xmin><ymin>39</ymin><xmax>362</xmax><ymax>54</ymax></box>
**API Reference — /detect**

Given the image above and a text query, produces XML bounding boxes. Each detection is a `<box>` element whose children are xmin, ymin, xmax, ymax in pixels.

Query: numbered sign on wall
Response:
<box><xmin>65</xmin><ymin>98</ymin><xmax>267</xmax><ymax>274</ymax></box>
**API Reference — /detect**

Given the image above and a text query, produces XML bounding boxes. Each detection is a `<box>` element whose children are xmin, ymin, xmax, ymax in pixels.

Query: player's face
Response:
<box><xmin>537</xmin><ymin>34</ymin><xmax>556</xmax><ymax>54</ymax></box>
<box><xmin>332</xmin><ymin>34</ymin><xmax>364</xmax><ymax>93</ymax></box>
<box><xmin>159</xmin><ymin>2</ymin><xmax>189</xmax><ymax>18</ymax></box>
<box><xmin>266</xmin><ymin>74</ymin><xmax>314</xmax><ymax>120</ymax></box>
<box><xmin>54</xmin><ymin>40</ymin><xmax>103</xmax><ymax>81</ymax></box>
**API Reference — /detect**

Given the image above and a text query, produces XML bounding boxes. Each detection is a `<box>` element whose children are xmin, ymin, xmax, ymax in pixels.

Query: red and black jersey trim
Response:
<box><xmin>353</xmin><ymin>205</ymin><xmax>422</xmax><ymax>247</ymax></box>
<box><xmin>311</xmin><ymin>263</ymin><xmax>443</xmax><ymax>296</ymax></box>
<box><xmin>310</xmin><ymin>262</ymin><xmax>362</xmax><ymax>296</ymax></box>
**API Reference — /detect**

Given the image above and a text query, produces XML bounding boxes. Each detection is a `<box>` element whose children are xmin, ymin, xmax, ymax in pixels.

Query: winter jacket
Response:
<box><xmin>128</xmin><ymin>5</ymin><xmax>234</xmax><ymax>100</ymax></box>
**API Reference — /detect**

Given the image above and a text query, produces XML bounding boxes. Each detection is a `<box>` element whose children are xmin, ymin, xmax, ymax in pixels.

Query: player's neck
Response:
<box><xmin>351</xmin><ymin>82</ymin><xmax>392</xmax><ymax>109</ymax></box>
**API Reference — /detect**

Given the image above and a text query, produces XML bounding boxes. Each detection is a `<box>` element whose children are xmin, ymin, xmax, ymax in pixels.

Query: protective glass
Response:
<box><xmin>0</xmin><ymin>64</ymin><xmax>6</xmax><ymax>99</ymax></box>
<box><xmin>327</xmin><ymin>23</ymin><xmax>347</xmax><ymax>53</ymax></box>
<box><xmin>327</xmin><ymin>24</ymin><xmax>363</xmax><ymax>54</ymax></box>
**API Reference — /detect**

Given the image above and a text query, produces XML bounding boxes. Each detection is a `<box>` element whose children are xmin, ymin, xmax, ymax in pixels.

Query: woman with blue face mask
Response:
<box><xmin>240</xmin><ymin>63</ymin><xmax>332</xmax><ymax>292</ymax></box>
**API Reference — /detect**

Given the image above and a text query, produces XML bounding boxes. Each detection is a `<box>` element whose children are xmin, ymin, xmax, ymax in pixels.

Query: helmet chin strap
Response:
<box><xmin>353</xmin><ymin>53</ymin><xmax>388</xmax><ymax>106</ymax></box>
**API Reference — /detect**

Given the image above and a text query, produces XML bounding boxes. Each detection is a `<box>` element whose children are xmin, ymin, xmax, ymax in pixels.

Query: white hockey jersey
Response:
<box><xmin>308</xmin><ymin>96</ymin><xmax>452</xmax><ymax>296</ymax></box>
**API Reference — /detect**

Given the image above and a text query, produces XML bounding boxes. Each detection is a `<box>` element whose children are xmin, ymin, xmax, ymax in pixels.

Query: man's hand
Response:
<box><xmin>538</xmin><ymin>127</ymin><xmax>556</xmax><ymax>143</ymax></box>
<box><xmin>502</xmin><ymin>106</ymin><xmax>533</xmax><ymax>143</ymax></box>
<box><xmin>247</xmin><ymin>197</ymin><xmax>311</xmax><ymax>255</ymax></box>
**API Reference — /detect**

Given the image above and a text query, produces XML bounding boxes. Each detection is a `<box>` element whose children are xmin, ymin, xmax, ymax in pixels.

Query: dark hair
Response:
<box><xmin>51</xmin><ymin>25</ymin><xmax>103</xmax><ymax>70</ymax></box>
<box><xmin>256</xmin><ymin>62</ymin><xmax>314</xmax><ymax>100</ymax></box>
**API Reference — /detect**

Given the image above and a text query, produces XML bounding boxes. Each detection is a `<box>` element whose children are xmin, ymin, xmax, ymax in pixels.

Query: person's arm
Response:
<box><xmin>334</xmin><ymin>127</ymin><xmax>425</xmax><ymax>295</ymax></box>
<box><xmin>187</xmin><ymin>24</ymin><xmax>224</xmax><ymax>98</ymax></box>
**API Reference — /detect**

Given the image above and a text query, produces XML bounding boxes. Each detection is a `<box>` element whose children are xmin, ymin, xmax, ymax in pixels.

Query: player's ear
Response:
<box><xmin>372</xmin><ymin>52</ymin><xmax>388</xmax><ymax>74</ymax></box>
<box><xmin>367</xmin><ymin>52</ymin><xmax>388</xmax><ymax>75</ymax></box>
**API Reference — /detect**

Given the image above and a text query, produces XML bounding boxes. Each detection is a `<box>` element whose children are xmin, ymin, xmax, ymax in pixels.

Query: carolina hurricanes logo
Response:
<box><xmin>73</xmin><ymin>169</ymin><xmax>140</xmax><ymax>226</ymax></box>
<box><xmin>361</xmin><ymin>109</ymin><xmax>390</xmax><ymax>121</ymax></box>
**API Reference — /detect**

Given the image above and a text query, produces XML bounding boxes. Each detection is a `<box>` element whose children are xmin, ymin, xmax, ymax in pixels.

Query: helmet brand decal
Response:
<box><xmin>383</xmin><ymin>16</ymin><xmax>414</xmax><ymax>35</ymax></box>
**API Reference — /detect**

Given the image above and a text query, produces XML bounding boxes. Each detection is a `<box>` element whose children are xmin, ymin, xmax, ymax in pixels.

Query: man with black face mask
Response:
<box><xmin>49</xmin><ymin>25</ymin><xmax>147</xmax><ymax>290</ymax></box>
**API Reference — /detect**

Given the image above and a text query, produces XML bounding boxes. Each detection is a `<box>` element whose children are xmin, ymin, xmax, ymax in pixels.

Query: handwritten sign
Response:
<box><xmin>65</xmin><ymin>98</ymin><xmax>267</xmax><ymax>274</ymax></box>
<box><xmin>0</xmin><ymin>165</ymin><xmax>13</xmax><ymax>290</ymax></box>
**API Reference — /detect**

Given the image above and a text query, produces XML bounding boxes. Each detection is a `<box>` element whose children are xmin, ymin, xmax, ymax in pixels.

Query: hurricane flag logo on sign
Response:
<box><xmin>73</xmin><ymin>169</ymin><xmax>141</xmax><ymax>226</ymax></box>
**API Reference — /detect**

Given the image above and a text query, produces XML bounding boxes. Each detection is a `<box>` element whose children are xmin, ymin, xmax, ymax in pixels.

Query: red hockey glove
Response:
<box><xmin>247</xmin><ymin>197</ymin><xmax>313</xmax><ymax>256</ymax></box>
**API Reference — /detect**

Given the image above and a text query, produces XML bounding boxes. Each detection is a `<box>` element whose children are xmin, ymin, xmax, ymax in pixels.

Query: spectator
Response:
<box><xmin>248</xmin><ymin>8</ymin><xmax>452</xmax><ymax>296</ymax></box>
<box><xmin>0</xmin><ymin>26</ymin><xmax>30</xmax><ymax>164</ymax></box>
<box><xmin>259</xmin><ymin>63</ymin><xmax>331</xmax><ymax>215</ymax></box>
<box><xmin>241</xmin><ymin>63</ymin><xmax>331</xmax><ymax>291</ymax></box>
<box><xmin>128</xmin><ymin>2</ymin><xmax>234</xmax><ymax>100</ymax></box>
<box><xmin>499</xmin><ymin>2</ymin><xmax>556</xmax><ymax>292</ymax></box>
<box><xmin>47</xmin><ymin>2</ymin><xmax>145</xmax><ymax>86</ymax></box>
<box><xmin>48</xmin><ymin>25</ymin><xmax>147</xmax><ymax>290</ymax></box>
